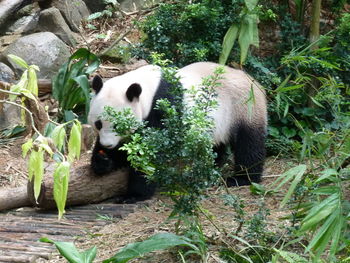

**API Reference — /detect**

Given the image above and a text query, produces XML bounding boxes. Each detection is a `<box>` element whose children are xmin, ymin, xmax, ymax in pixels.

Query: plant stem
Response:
<box><xmin>0</xmin><ymin>100</ymin><xmax>42</xmax><ymax>136</ymax></box>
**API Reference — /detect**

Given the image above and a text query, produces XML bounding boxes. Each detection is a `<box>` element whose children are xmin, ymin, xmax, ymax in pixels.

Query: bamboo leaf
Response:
<box><xmin>279</xmin><ymin>164</ymin><xmax>307</xmax><ymax>207</ymax></box>
<box><xmin>219</xmin><ymin>24</ymin><xmax>239</xmax><ymax>65</ymax></box>
<box><xmin>299</xmin><ymin>193</ymin><xmax>338</xmax><ymax>232</ymax></box>
<box><xmin>238</xmin><ymin>14</ymin><xmax>259</xmax><ymax>64</ymax></box>
<box><xmin>275</xmin><ymin>84</ymin><xmax>304</xmax><ymax>93</ymax></box>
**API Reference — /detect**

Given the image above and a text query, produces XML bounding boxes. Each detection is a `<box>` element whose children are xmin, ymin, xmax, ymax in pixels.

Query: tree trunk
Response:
<box><xmin>307</xmin><ymin>0</ymin><xmax>322</xmax><ymax>108</ymax></box>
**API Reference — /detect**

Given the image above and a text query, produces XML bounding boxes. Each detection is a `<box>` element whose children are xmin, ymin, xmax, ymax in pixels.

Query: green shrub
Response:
<box><xmin>136</xmin><ymin>0</ymin><xmax>244</xmax><ymax>66</ymax></box>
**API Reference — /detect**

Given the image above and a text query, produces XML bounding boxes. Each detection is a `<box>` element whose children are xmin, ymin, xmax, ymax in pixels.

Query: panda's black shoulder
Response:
<box><xmin>144</xmin><ymin>76</ymin><xmax>177</xmax><ymax>128</ymax></box>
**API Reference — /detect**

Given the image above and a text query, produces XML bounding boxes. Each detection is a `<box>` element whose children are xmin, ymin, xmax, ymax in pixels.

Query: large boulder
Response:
<box><xmin>0</xmin><ymin>63</ymin><xmax>20</xmax><ymax>129</ymax></box>
<box><xmin>1</xmin><ymin>32</ymin><xmax>71</xmax><ymax>79</ymax></box>
<box><xmin>51</xmin><ymin>0</ymin><xmax>90</xmax><ymax>32</ymax></box>
<box><xmin>38</xmin><ymin>7</ymin><xmax>77</xmax><ymax>46</ymax></box>
<box><xmin>82</xmin><ymin>0</ymin><xmax>107</xmax><ymax>13</ymax></box>
<box><xmin>0</xmin><ymin>63</ymin><xmax>15</xmax><ymax>83</ymax></box>
<box><xmin>0</xmin><ymin>0</ymin><xmax>24</xmax><ymax>30</ymax></box>
<box><xmin>8</xmin><ymin>13</ymin><xmax>39</xmax><ymax>34</ymax></box>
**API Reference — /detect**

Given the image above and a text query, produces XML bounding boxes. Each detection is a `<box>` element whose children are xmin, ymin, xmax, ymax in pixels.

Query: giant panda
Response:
<box><xmin>88</xmin><ymin>62</ymin><xmax>267</xmax><ymax>202</ymax></box>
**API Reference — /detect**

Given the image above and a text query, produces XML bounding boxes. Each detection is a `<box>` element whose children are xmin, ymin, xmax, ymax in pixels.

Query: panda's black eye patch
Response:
<box><xmin>95</xmin><ymin>120</ymin><xmax>102</xmax><ymax>130</ymax></box>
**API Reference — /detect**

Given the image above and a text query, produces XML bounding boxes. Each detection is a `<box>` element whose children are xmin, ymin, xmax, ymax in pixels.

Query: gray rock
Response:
<box><xmin>52</xmin><ymin>0</ymin><xmax>90</xmax><ymax>32</ymax></box>
<box><xmin>0</xmin><ymin>62</ymin><xmax>15</xmax><ymax>82</ymax></box>
<box><xmin>2</xmin><ymin>32</ymin><xmax>71</xmax><ymax>79</ymax></box>
<box><xmin>8</xmin><ymin>13</ymin><xmax>39</xmax><ymax>34</ymax></box>
<box><xmin>120</xmin><ymin>0</ymin><xmax>159</xmax><ymax>13</ymax></box>
<box><xmin>0</xmin><ymin>63</ymin><xmax>20</xmax><ymax>129</ymax></box>
<box><xmin>82</xmin><ymin>0</ymin><xmax>107</xmax><ymax>13</ymax></box>
<box><xmin>38</xmin><ymin>7</ymin><xmax>77</xmax><ymax>46</ymax></box>
<box><xmin>0</xmin><ymin>103</ymin><xmax>22</xmax><ymax>129</ymax></box>
<box><xmin>0</xmin><ymin>0</ymin><xmax>23</xmax><ymax>30</ymax></box>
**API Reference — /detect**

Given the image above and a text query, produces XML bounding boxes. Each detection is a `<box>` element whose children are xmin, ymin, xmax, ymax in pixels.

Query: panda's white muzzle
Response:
<box><xmin>99</xmin><ymin>128</ymin><xmax>120</xmax><ymax>149</ymax></box>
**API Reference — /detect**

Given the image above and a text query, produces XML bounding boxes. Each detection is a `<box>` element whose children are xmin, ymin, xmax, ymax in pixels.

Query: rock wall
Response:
<box><xmin>0</xmin><ymin>0</ymin><xmax>94</xmax><ymax>129</ymax></box>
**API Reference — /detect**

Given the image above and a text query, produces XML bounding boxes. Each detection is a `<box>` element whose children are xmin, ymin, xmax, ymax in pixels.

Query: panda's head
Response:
<box><xmin>88</xmin><ymin>65</ymin><xmax>162</xmax><ymax>149</ymax></box>
<box><xmin>88</xmin><ymin>75</ymin><xmax>143</xmax><ymax>149</ymax></box>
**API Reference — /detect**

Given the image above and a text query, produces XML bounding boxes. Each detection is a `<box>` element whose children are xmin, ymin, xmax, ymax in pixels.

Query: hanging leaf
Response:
<box><xmin>51</xmin><ymin>124</ymin><xmax>66</xmax><ymax>152</ymax></box>
<box><xmin>68</xmin><ymin>121</ymin><xmax>82</xmax><ymax>162</ymax></box>
<box><xmin>28</xmin><ymin>150</ymin><xmax>44</xmax><ymax>202</ymax></box>
<box><xmin>244</xmin><ymin>0</ymin><xmax>259</xmax><ymax>11</ymax></box>
<box><xmin>53</xmin><ymin>162</ymin><xmax>70</xmax><ymax>219</ymax></box>
<box><xmin>22</xmin><ymin>139</ymin><xmax>33</xmax><ymax>158</ymax></box>
<box><xmin>238</xmin><ymin>14</ymin><xmax>259</xmax><ymax>64</ymax></box>
<box><xmin>28</xmin><ymin>66</ymin><xmax>39</xmax><ymax>96</ymax></box>
<box><xmin>219</xmin><ymin>24</ymin><xmax>239</xmax><ymax>65</ymax></box>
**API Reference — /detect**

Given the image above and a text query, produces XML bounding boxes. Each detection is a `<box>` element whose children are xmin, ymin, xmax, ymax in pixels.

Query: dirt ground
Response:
<box><xmin>0</xmin><ymin>138</ymin><xmax>293</xmax><ymax>262</ymax></box>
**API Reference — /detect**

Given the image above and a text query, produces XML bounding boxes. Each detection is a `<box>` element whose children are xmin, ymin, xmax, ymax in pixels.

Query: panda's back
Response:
<box><xmin>177</xmin><ymin>62</ymin><xmax>267</xmax><ymax>145</ymax></box>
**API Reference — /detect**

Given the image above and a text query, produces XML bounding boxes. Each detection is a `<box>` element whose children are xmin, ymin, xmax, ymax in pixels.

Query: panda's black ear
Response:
<box><xmin>126</xmin><ymin>83</ymin><xmax>142</xmax><ymax>102</ymax></box>
<box><xmin>92</xmin><ymin>75</ymin><xmax>103</xmax><ymax>94</ymax></box>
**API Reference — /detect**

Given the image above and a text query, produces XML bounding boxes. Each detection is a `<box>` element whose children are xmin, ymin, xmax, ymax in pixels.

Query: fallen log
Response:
<box><xmin>27</xmin><ymin>159</ymin><xmax>128</xmax><ymax>209</ymax></box>
<box><xmin>0</xmin><ymin>186</ymin><xmax>31</xmax><ymax>211</ymax></box>
<box><xmin>0</xmin><ymin>158</ymin><xmax>128</xmax><ymax>211</ymax></box>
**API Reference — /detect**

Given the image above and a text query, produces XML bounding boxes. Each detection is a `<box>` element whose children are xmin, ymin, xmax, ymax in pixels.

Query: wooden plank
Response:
<box><xmin>0</xmin><ymin>255</ymin><xmax>37</xmax><ymax>263</ymax></box>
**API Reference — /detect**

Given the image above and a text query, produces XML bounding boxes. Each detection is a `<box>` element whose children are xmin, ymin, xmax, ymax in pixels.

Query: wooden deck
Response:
<box><xmin>0</xmin><ymin>203</ymin><xmax>139</xmax><ymax>262</ymax></box>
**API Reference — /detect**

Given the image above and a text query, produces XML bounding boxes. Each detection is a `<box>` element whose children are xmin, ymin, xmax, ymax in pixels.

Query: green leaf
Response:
<box><xmin>53</xmin><ymin>162</ymin><xmax>70</xmax><ymax>220</ymax></box>
<box><xmin>280</xmin><ymin>164</ymin><xmax>307</xmax><ymax>207</ymax></box>
<box><xmin>8</xmin><ymin>54</ymin><xmax>29</xmax><ymax>69</ymax></box>
<box><xmin>68</xmin><ymin>121</ymin><xmax>82</xmax><ymax>162</ymax></box>
<box><xmin>28</xmin><ymin>150</ymin><xmax>44</xmax><ymax>202</ymax></box>
<box><xmin>299</xmin><ymin>193</ymin><xmax>338</xmax><ymax>232</ymax></box>
<box><xmin>244</xmin><ymin>0</ymin><xmax>259</xmax><ymax>11</ymax></box>
<box><xmin>72</xmin><ymin>75</ymin><xmax>91</xmax><ymax>122</ymax></box>
<box><xmin>40</xmin><ymin>237</ymin><xmax>97</xmax><ymax>263</ymax></box>
<box><xmin>39</xmin><ymin>138</ymin><xmax>54</xmax><ymax>157</ymax></box>
<box><xmin>238</xmin><ymin>14</ymin><xmax>259</xmax><ymax>64</ymax></box>
<box><xmin>20</xmin><ymin>89</ymin><xmax>37</xmax><ymax>101</ymax></box>
<box><xmin>282</xmin><ymin>127</ymin><xmax>297</xmax><ymax>138</ymax></box>
<box><xmin>28</xmin><ymin>66</ymin><xmax>39</xmax><ymax>96</ymax></box>
<box><xmin>88</xmin><ymin>12</ymin><xmax>103</xmax><ymax>20</ymax></box>
<box><xmin>219</xmin><ymin>24</ymin><xmax>239</xmax><ymax>65</ymax></box>
<box><xmin>275</xmin><ymin>84</ymin><xmax>304</xmax><ymax>93</ymax></box>
<box><xmin>104</xmin><ymin>233</ymin><xmax>196</xmax><ymax>263</ymax></box>
<box><xmin>51</xmin><ymin>124</ymin><xmax>66</xmax><ymax>152</ymax></box>
<box><xmin>22</xmin><ymin>139</ymin><xmax>33</xmax><ymax>158</ymax></box>
<box><xmin>315</xmin><ymin>169</ymin><xmax>338</xmax><ymax>183</ymax></box>
<box><xmin>9</xmin><ymin>72</ymin><xmax>28</xmax><ymax>101</ymax></box>
<box><xmin>250</xmin><ymin>182</ymin><xmax>267</xmax><ymax>195</ymax></box>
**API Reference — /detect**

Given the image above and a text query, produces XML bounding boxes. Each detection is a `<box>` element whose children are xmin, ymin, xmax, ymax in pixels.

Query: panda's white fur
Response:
<box><xmin>89</xmin><ymin>65</ymin><xmax>162</xmax><ymax>148</ymax></box>
<box><xmin>89</xmin><ymin>62</ymin><xmax>267</xmax><ymax>201</ymax></box>
<box><xmin>89</xmin><ymin>62</ymin><xmax>266</xmax><ymax>148</ymax></box>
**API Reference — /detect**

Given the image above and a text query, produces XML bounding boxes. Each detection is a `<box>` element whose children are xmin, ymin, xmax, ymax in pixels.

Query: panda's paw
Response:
<box><xmin>114</xmin><ymin>195</ymin><xmax>138</xmax><ymax>204</ymax></box>
<box><xmin>91</xmin><ymin>152</ymin><xmax>114</xmax><ymax>175</ymax></box>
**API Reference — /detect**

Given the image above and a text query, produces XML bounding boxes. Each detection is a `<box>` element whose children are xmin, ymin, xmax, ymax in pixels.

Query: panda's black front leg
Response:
<box><xmin>91</xmin><ymin>138</ymin><xmax>129</xmax><ymax>175</ymax></box>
